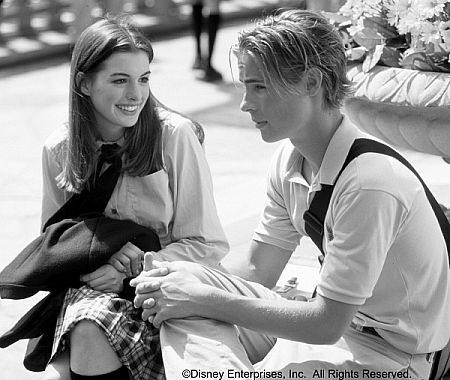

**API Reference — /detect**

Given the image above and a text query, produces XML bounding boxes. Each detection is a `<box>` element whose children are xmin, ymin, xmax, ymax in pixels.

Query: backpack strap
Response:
<box><xmin>303</xmin><ymin>138</ymin><xmax>450</xmax><ymax>266</ymax></box>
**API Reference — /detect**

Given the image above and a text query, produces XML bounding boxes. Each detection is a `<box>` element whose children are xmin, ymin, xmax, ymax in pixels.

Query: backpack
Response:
<box><xmin>303</xmin><ymin>138</ymin><xmax>450</xmax><ymax>380</ymax></box>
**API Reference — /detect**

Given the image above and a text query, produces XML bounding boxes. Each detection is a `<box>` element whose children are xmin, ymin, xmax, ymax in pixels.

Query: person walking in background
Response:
<box><xmin>132</xmin><ymin>9</ymin><xmax>450</xmax><ymax>379</ymax></box>
<box><xmin>191</xmin><ymin>0</ymin><xmax>223</xmax><ymax>82</ymax></box>
<box><xmin>306</xmin><ymin>0</ymin><xmax>345</xmax><ymax>11</ymax></box>
<box><xmin>41</xmin><ymin>15</ymin><xmax>228</xmax><ymax>380</ymax></box>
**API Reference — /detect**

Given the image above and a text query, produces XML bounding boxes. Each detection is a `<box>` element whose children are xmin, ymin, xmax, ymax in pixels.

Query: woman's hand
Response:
<box><xmin>80</xmin><ymin>264</ymin><xmax>127</xmax><ymax>293</ymax></box>
<box><xmin>131</xmin><ymin>261</ymin><xmax>210</xmax><ymax>328</ymax></box>
<box><xmin>108</xmin><ymin>242</ymin><xmax>144</xmax><ymax>277</ymax></box>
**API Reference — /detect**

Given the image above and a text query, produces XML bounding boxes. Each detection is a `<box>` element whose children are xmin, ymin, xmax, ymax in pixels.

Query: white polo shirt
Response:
<box><xmin>253</xmin><ymin>117</ymin><xmax>450</xmax><ymax>354</ymax></box>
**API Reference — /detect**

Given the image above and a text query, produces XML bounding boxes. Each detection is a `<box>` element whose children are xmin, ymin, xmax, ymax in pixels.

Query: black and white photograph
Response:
<box><xmin>1</xmin><ymin>0</ymin><xmax>450</xmax><ymax>379</ymax></box>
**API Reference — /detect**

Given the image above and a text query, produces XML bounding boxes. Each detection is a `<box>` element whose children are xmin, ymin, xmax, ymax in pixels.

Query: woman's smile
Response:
<box><xmin>116</xmin><ymin>104</ymin><xmax>140</xmax><ymax>114</ymax></box>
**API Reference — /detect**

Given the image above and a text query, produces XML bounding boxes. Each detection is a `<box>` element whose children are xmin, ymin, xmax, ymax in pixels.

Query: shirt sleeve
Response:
<box><xmin>253</xmin><ymin>147</ymin><xmax>302</xmax><ymax>252</ymax></box>
<box><xmin>317</xmin><ymin>188</ymin><xmax>407</xmax><ymax>305</ymax></box>
<box><xmin>41</xmin><ymin>142</ymin><xmax>68</xmax><ymax>230</ymax></box>
<box><xmin>152</xmin><ymin>119</ymin><xmax>229</xmax><ymax>267</ymax></box>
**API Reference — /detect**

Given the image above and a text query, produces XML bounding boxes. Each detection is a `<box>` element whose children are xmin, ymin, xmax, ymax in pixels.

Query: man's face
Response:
<box><xmin>238</xmin><ymin>51</ymin><xmax>314</xmax><ymax>144</ymax></box>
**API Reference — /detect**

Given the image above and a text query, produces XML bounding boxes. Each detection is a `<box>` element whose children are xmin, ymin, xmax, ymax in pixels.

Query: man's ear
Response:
<box><xmin>76</xmin><ymin>72</ymin><xmax>91</xmax><ymax>96</ymax></box>
<box><xmin>304</xmin><ymin>67</ymin><xmax>323</xmax><ymax>97</ymax></box>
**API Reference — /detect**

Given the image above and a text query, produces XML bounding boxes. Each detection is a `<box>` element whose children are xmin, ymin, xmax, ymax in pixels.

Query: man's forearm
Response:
<box><xmin>196</xmin><ymin>287</ymin><xmax>357</xmax><ymax>345</ymax></box>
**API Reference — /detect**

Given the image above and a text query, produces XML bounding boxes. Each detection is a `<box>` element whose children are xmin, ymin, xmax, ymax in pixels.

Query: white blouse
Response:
<box><xmin>41</xmin><ymin>109</ymin><xmax>229</xmax><ymax>267</ymax></box>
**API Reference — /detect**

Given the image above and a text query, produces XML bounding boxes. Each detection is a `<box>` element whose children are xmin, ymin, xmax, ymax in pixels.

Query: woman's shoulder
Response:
<box><xmin>42</xmin><ymin>124</ymin><xmax>69</xmax><ymax>161</ymax></box>
<box><xmin>43</xmin><ymin>124</ymin><xmax>69</xmax><ymax>151</ymax></box>
<box><xmin>158</xmin><ymin>108</ymin><xmax>204</xmax><ymax>145</ymax></box>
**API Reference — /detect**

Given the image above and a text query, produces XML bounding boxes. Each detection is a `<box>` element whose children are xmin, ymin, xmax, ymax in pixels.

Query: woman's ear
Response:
<box><xmin>304</xmin><ymin>68</ymin><xmax>323</xmax><ymax>97</ymax></box>
<box><xmin>76</xmin><ymin>72</ymin><xmax>91</xmax><ymax>96</ymax></box>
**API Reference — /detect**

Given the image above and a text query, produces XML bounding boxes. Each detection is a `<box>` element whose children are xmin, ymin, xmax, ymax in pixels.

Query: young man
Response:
<box><xmin>132</xmin><ymin>10</ymin><xmax>450</xmax><ymax>379</ymax></box>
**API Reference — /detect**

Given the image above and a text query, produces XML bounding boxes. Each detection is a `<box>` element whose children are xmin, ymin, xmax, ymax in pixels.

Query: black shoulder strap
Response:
<box><xmin>303</xmin><ymin>138</ymin><xmax>450</xmax><ymax>267</ymax></box>
<box><xmin>43</xmin><ymin>144</ymin><xmax>122</xmax><ymax>231</ymax></box>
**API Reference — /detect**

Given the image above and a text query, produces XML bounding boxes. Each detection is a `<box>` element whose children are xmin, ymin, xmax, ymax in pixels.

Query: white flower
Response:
<box><xmin>385</xmin><ymin>0</ymin><xmax>410</xmax><ymax>27</ymax></box>
<box><xmin>439</xmin><ymin>20</ymin><xmax>450</xmax><ymax>49</ymax></box>
<box><xmin>337</xmin><ymin>0</ymin><xmax>450</xmax><ymax>71</ymax></box>
<box><xmin>411</xmin><ymin>0</ymin><xmax>446</xmax><ymax>18</ymax></box>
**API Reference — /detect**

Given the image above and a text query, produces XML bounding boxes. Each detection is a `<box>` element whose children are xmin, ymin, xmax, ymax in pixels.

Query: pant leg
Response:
<box><xmin>159</xmin><ymin>263</ymin><xmax>280</xmax><ymax>379</ymax></box>
<box><xmin>256</xmin><ymin>325</ymin><xmax>433</xmax><ymax>380</ymax></box>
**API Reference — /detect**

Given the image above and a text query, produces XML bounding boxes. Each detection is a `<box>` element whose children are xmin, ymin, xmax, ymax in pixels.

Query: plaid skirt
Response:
<box><xmin>50</xmin><ymin>285</ymin><xmax>165</xmax><ymax>380</ymax></box>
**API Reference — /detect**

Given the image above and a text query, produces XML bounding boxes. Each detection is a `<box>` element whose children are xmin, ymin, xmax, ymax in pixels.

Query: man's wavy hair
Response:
<box><xmin>235</xmin><ymin>9</ymin><xmax>353</xmax><ymax>108</ymax></box>
<box><xmin>58</xmin><ymin>15</ymin><xmax>163</xmax><ymax>192</ymax></box>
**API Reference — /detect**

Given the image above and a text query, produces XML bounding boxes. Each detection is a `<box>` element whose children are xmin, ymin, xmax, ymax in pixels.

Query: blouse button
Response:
<box><xmin>111</xmin><ymin>208</ymin><xmax>118</xmax><ymax>215</ymax></box>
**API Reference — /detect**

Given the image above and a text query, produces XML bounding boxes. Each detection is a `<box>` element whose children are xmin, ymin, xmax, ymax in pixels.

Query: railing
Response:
<box><xmin>0</xmin><ymin>0</ymin><xmax>190</xmax><ymax>43</ymax></box>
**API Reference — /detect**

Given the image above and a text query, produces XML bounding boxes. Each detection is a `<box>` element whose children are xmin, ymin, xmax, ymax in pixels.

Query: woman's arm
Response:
<box><xmin>41</xmin><ymin>133</ymin><xmax>69</xmax><ymax>230</ymax></box>
<box><xmin>154</xmin><ymin>116</ymin><xmax>229</xmax><ymax>267</ymax></box>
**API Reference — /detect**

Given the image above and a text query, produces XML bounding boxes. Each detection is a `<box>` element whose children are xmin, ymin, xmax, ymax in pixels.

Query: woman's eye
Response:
<box><xmin>254</xmin><ymin>84</ymin><xmax>266</xmax><ymax>91</ymax></box>
<box><xmin>112</xmin><ymin>78</ymin><xmax>127</xmax><ymax>84</ymax></box>
<box><xmin>140</xmin><ymin>77</ymin><xmax>149</xmax><ymax>84</ymax></box>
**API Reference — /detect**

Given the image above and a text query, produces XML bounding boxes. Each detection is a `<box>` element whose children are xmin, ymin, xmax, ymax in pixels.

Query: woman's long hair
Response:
<box><xmin>58</xmin><ymin>16</ymin><xmax>163</xmax><ymax>192</ymax></box>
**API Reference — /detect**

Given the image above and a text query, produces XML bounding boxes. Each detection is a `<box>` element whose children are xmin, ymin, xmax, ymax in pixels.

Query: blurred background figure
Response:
<box><xmin>306</xmin><ymin>0</ymin><xmax>344</xmax><ymax>12</ymax></box>
<box><xmin>190</xmin><ymin>0</ymin><xmax>223</xmax><ymax>82</ymax></box>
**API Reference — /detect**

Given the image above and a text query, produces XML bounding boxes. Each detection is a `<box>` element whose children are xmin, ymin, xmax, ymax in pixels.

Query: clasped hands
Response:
<box><xmin>130</xmin><ymin>254</ymin><xmax>207</xmax><ymax>328</ymax></box>
<box><xmin>80</xmin><ymin>245</ymin><xmax>205</xmax><ymax>327</ymax></box>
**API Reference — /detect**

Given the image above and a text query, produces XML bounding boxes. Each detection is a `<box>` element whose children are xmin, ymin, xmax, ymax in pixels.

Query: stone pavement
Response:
<box><xmin>1</xmin><ymin>14</ymin><xmax>450</xmax><ymax>380</ymax></box>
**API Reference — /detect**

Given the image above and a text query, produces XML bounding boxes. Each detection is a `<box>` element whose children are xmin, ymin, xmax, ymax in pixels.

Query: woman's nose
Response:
<box><xmin>126</xmin><ymin>81</ymin><xmax>140</xmax><ymax>101</ymax></box>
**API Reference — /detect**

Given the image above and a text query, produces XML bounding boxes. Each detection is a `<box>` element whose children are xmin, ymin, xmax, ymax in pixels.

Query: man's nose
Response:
<box><xmin>240</xmin><ymin>92</ymin><xmax>255</xmax><ymax>113</ymax></box>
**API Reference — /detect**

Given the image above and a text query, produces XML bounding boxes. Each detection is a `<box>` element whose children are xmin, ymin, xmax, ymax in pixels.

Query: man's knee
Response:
<box><xmin>172</xmin><ymin>260</ymin><xmax>223</xmax><ymax>285</ymax></box>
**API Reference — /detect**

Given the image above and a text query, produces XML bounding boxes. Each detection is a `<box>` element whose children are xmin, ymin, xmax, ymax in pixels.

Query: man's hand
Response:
<box><xmin>108</xmin><ymin>242</ymin><xmax>145</xmax><ymax>277</ymax></box>
<box><xmin>130</xmin><ymin>261</ymin><xmax>210</xmax><ymax>328</ymax></box>
<box><xmin>80</xmin><ymin>264</ymin><xmax>127</xmax><ymax>293</ymax></box>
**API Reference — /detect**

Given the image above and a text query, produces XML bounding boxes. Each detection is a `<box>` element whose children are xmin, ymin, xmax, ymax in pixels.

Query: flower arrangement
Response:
<box><xmin>329</xmin><ymin>0</ymin><xmax>450</xmax><ymax>72</ymax></box>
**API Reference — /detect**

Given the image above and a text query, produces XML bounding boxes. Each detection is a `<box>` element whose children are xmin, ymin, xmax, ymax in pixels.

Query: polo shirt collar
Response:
<box><xmin>285</xmin><ymin>116</ymin><xmax>363</xmax><ymax>187</ymax></box>
<box><xmin>284</xmin><ymin>143</ymin><xmax>308</xmax><ymax>186</ymax></box>
<box><xmin>316</xmin><ymin>116</ymin><xmax>363</xmax><ymax>186</ymax></box>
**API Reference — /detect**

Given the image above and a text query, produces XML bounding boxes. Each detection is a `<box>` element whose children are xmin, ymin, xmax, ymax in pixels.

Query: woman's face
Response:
<box><xmin>82</xmin><ymin>50</ymin><xmax>151</xmax><ymax>141</ymax></box>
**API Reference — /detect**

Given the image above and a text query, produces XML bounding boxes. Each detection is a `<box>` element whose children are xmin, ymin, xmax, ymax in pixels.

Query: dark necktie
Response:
<box><xmin>43</xmin><ymin>143</ymin><xmax>122</xmax><ymax>230</ymax></box>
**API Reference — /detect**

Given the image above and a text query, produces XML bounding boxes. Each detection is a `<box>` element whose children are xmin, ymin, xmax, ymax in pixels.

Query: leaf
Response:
<box><xmin>353</xmin><ymin>28</ymin><xmax>383</xmax><ymax>50</ymax></box>
<box><xmin>362</xmin><ymin>44</ymin><xmax>384</xmax><ymax>72</ymax></box>
<box><xmin>379</xmin><ymin>46</ymin><xmax>402</xmax><ymax>67</ymax></box>
<box><xmin>347</xmin><ymin>46</ymin><xmax>367</xmax><ymax>61</ymax></box>
<box><xmin>363</xmin><ymin>16</ymin><xmax>398</xmax><ymax>39</ymax></box>
<box><xmin>399</xmin><ymin>52</ymin><xmax>428</xmax><ymax>70</ymax></box>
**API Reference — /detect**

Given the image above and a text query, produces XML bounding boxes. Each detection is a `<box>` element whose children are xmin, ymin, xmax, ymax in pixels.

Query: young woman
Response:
<box><xmin>42</xmin><ymin>16</ymin><xmax>228</xmax><ymax>380</ymax></box>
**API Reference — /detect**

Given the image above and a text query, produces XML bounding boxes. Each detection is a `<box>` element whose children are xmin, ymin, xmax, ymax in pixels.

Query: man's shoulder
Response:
<box><xmin>337</xmin><ymin>151</ymin><xmax>423</xmax><ymax>206</ymax></box>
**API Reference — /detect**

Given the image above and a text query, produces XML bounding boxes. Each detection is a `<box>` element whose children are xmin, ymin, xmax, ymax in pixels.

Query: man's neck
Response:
<box><xmin>292</xmin><ymin>109</ymin><xmax>343</xmax><ymax>175</ymax></box>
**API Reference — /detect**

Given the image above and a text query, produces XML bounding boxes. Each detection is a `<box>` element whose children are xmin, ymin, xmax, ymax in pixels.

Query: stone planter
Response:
<box><xmin>344</xmin><ymin>64</ymin><xmax>450</xmax><ymax>160</ymax></box>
